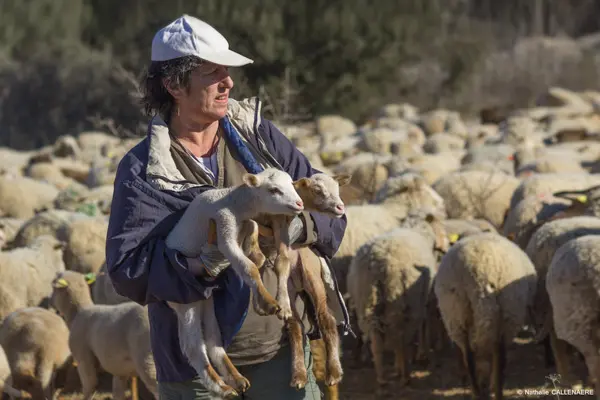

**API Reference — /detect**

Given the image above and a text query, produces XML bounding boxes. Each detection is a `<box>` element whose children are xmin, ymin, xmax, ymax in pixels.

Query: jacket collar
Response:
<box><xmin>145</xmin><ymin>97</ymin><xmax>262</xmax><ymax>192</ymax></box>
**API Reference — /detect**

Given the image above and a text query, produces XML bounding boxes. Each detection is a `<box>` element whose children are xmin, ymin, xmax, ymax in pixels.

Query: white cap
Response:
<box><xmin>151</xmin><ymin>15</ymin><xmax>253</xmax><ymax>66</ymax></box>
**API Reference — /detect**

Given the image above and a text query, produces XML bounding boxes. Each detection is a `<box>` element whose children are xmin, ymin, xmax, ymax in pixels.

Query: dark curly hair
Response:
<box><xmin>140</xmin><ymin>55</ymin><xmax>204</xmax><ymax>121</ymax></box>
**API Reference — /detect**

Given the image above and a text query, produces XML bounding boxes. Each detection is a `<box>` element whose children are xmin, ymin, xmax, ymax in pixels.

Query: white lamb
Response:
<box><xmin>164</xmin><ymin>168</ymin><xmax>307</xmax><ymax>398</ymax></box>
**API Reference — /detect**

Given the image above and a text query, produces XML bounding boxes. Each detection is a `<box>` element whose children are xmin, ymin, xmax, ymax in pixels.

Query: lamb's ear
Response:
<box><xmin>333</xmin><ymin>174</ymin><xmax>352</xmax><ymax>187</ymax></box>
<box><xmin>84</xmin><ymin>272</ymin><xmax>96</xmax><ymax>285</ymax></box>
<box><xmin>242</xmin><ymin>173</ymin><xmax>261</xmax><ymax>187</ymax></box>
<box><xmin>293</xmin><ymin>177</ymin><xmax>311</xmax><ymax>189</ymax></box>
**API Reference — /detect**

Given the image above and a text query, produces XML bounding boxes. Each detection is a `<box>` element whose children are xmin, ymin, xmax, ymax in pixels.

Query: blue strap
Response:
<box><xmin>212</xmin><ymin>115</ymin><xmax>264</xmax><ymax>348</ymax></box>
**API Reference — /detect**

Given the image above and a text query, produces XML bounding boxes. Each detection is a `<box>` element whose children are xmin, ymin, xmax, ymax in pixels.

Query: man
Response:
<box><xmin>105</xmin><ymin>14</ymin><xmax>350</xmax><ymax>399</ymax></box>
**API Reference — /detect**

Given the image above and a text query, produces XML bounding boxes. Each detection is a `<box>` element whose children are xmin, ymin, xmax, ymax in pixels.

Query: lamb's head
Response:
<box><xmin>293</xmin><ymin>173</ymin><xmax>351</xmax><ymax>218</ymax></box>
<box><xmin>50</xmin><ymin>270</ymin><xmax>96</xmax><ymax>323</ymax></box>
<box><xmin>373</xmin><ymin>172</ymin><xmax>447</xmax><ymax>217</ymax></box>
<box><xmin>242</xmin><ymin>168</ymin><xmax>304</xmax><ymax>215</ymax></box>
<box><xmin>31</xmin><ymin>234</ymin><xmax>66</xmax><ymax>270</ymax></box>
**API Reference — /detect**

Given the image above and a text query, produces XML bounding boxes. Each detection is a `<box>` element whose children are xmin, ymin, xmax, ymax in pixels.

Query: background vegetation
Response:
<box><xmin>2</xmin><ymin>0</ymin><xmax>600</xmax><ymax>149</ymax></box>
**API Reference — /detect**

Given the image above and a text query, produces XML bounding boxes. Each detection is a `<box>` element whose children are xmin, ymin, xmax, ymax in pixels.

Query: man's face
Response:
<box><xmin>167</xmin><ymin>61</ymin><xmax>234</xmax><ymax>124</ymax></box>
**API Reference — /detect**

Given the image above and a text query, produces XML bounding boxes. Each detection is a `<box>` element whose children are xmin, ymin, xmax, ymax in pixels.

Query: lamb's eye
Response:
<box><xmin>269</xmin><ymin>187</ymin><xmax>282</xmax><ymax>195</ymax></box>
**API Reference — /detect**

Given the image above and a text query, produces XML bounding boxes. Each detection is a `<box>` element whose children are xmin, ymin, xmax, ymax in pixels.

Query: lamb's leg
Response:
<box><xmin>238</xmin><ymin>219</ymin><xmax>267</xmax><ymax>269</ymax></box>
<box><xmin>283</xmin><ymin>280</ymin><xmax>308</xmax><ymax>390</ymax></box>
<box><xmin>272</xmin><ymin>215</ymin><xmax>294</xmax><ymax>320</ymax></box>
<box><xmin>168</xmin><ymin>302</ymin><xmax>238</xmax><ymax>398</ymax></box>
<box><xmin>218</xmin><ymin>226</ymin><xmax>280</xmax><ymax>316</ymax></box>
<box><xmin>301</xmin><ymin>253</ymin><xmax>343</xmax><ymax>386</ymax></box>
<box><xmin>112</xmin><ymin>375</ymin><xmax>128</xmax><ymax>400</ymax></box>
<box><xmin>75</xmin><ymin>351</ymin><xmax>99</xmax><ymax>400</ymax></box>
<box><xmin>203</xmin><ymin>296</ymin><xmax>251</xmax><ymax>394</ymax></box>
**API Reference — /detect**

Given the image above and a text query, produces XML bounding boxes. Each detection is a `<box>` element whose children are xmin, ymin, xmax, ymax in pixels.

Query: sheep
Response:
<box><xmin>239</xmin><ymin>172</ymin><xmax>350</xmax><ymax>390</ymax></box>
<box><xmin>422</xmin><ymin>132</ymin><xmax>466</xmax><ymax>154</ymax></box>
<box><xmin>164</xmin><ymin>168</ymin><xmax>308</xmax><ymax>398</ymax></box>
<box><xmin>502</xmin><ymin>194</ymin><xmax>572</xmax><ymax>249</ymax></box>
<box><xmin>509</xmin><ymin>173</ymin><xmax>600</xmax><ymax>210</ymax></box>
<box><xmin>546</xmin><ymin>235</ymin><xmax>600</xmax><ymax>394</ymax></box>
<box><xmin>387</xmin><ymin>153</ymin><xmax>463</xmax><ymax>186</ymax></box>
<box><xmin>432</xmin><ymin>169</ymin><xmax>521</xmax><ymax>229</ymax></box>
<box><xmin>0</xmin><ymin>217</ymin><xmax>24</xmax><ymax>250</ymax></box>
<box><xmin>460</xmin><ymin>144</ymin><xmax>516</xmax><ymax>176</ymax></box>
<box><xmin>0</xmin><ymin>176</ymin><xmax>59</xmax><ymax>219</ymax></box>
<box><xmin>24</xmin><ymin>161</ymin><xmax>88</xmax><ymax>192</ymax></box>
<box><xmin>50</xmin><ymin>270</ymin><xmax>158</xmax><ymax>400</ymax></box>
<box><xmin>331</xmin><ymin>173</ymin><xmax>447</xmax><ymax>296</ymax></box>
<box><xmin>8</xmin><ymin>209</ymin><xmax>87</xmax><ymax>248</ymax></box>
<box><xmin>347</xmin><ymin>208</ymin><xmax>449</xmax><ymax>395</ymax></box>
<box><xmin>442</xmin><ymin>218</ymin><xmax>496</xmax><ymax>244</ymax></box>
<box><xmin>91</xmin><ymin>263</ymin><xmax>129</xmax><ymax>305</ymax></box>
<box><xmin>434</xmin><ymin>232</ymin><xmax>537</xmax><ymax>399</ymax></box>
<box><xmin>524</xmin><ymin>215</ymin><xmax>600</xmax><ymax>383</ymax></box>
<box><xmin>57</xmin><ymin>216</ymin><xmax>109</xmax><ymax>274</ymax></box>
<box><xmin>0</xmin><ymin>234</ymin><xmax>66</xmax><ymax>321</ymax></box>
<box><xmin>0</xmin><ymin>307</ymin><xmax>72</xmax><ymax>399</ymax></box>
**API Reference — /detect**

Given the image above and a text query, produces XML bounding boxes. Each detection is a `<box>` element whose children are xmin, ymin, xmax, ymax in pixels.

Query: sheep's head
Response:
<box><xmin>50</xmin><ymin>271</ymin><xmax>96</xmax><ymax>322</ymax></box>
<box><xmin>293</xmin><ymin>173</ymin><xmax>350</xmax><ymax>218</ymax></box>
<box><xmin>552</xmin><ymin>184</ymin><xmax>600</xmax><ymax>219</ymax></box>
<box><xmin>401</xmin><ymin>207</ymin><xmax>449</xmax><ymax>254</ymax></box>
<box><xmin>242</xmin><ymin>168</ymin><xmax>305</xmax><ymax>216</ymax></box>
<box><xmin>374</xmin><ymin>173</ymin><xmax>447</xmax><ymax>217</ymax></box>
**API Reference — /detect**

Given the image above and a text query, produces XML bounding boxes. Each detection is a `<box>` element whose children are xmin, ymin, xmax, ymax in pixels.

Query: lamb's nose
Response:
<box><xmin>296</xmin><ymin>200</ymin><xmax>304</xmax><ymax>208</ymax></box>
<box><xmin>336</xmin><ymin>204</ymin><xmax>345</xmax><ymax>212</ymax></box>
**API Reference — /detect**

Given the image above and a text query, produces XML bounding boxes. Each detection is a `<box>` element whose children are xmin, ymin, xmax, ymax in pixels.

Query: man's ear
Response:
<box><xmin>333</xmin><ymin>174</ymin><xmax>352</xmax><ymax>187</ymax></box>
<box><xmin>243</xmin><ymin>173</ymin><xmax>261</xmax><ymax>187</ymax></box>
<box><xmin>162</xmin><ymin>78</ymin><xmax>185</xmax><ymax>99</ymax></box>
<box><xmin>293</xmin><ymin>178</ymin><xmax>311</xmax><ymax>190</ymax></box>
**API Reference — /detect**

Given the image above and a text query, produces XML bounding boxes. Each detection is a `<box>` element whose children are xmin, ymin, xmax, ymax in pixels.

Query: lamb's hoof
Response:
<box><xmin>277</xmin><ymin>306</ymin><xmax>293</xmax><ymax>321</ymax></box>
<box><xmin>220</xmin><ymin>385</ymin><xmax>238</xmax><ymax>399</ymax></box>
<box><xmin>290</xmin><ymin>371</ymin><xmax>308</xmax><ymax>390</ymax></box>
<box><xmin>326</xmin><ymin>367</ymin><xmax>343</xmax><ymax>386</ymax></box>
<box><xmin>234</xmin><ymin>375</ymin><xmax>251</xmax><ymax>393</ymax></box>
<box><xmin>253</xmin><ymin>296</ymin><xmax>281</xmax><ymax>316</ymax></box>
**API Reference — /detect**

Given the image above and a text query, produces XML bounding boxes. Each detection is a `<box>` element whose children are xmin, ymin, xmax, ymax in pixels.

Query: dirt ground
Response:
<box><xmin>54</xmin><ymin>333</ymin><xmax>595</xmax><ymax>400</ymax></box>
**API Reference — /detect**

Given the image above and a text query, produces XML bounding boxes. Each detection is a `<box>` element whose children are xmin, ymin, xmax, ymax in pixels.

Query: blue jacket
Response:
<box><xmin>105</xmin><ymin>97</ymin><xmax>349</xmax><ymax>382</ymax></box>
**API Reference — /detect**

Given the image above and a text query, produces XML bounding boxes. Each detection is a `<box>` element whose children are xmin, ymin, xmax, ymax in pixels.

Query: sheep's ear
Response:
<box><xmin>425</xmin><ymin>213</ymin><xmax>437</xmax><ymax>223</ymax></box>
<box><xmin>53</xmin><ymin>241</ymin><xmax>66</xmax><ymax>251</ymax></box>
<box><xmin>53</xmin><ymin>278</ymin><xmax>69</xmax><ymax>289</ymax></box>
<box><xmin>84</xmin><ymin>272</ymin><xmax>96</xmax><ymax>285</ymax></box>
<box><xmin>293</xmin><ymin>177</ymin><xmax>310</xmax><ymax>189</ymax></box>
<box><xmin>333</xmin><ymin>174</ymin><xmax>352</xmax><ymax>187</ymax></box>
<box><xmin>242</xmin><ymin>173</ymin><xmax>261</xmax><ymax>187</ymax></box>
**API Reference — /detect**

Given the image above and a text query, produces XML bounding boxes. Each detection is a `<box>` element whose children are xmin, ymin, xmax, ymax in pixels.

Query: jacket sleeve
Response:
<box><xmin>257</xmin><ymin>119</ymin><xmax>347</xmax><ymax>259</ymax></box>
<box><xmin>105</xmin><ymin>164</ymin><xmax>222</xmax><ymax>306</ymax></box>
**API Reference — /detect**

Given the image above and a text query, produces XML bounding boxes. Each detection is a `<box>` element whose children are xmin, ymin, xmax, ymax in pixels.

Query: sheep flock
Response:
<box><xmin>4</xmin><ymin>86</ymin><xmax>600</xmax><ymax>399</ymax></box>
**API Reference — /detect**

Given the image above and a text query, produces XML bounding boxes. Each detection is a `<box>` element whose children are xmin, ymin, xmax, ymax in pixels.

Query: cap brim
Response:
<box><xmin>200</xmin><ymin>49</ymin><xmax>254</xmax><ymax>67</ymax></box>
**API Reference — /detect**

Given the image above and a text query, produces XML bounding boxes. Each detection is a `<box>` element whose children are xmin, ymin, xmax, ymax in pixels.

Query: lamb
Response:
<box><xmin>0</xmin><ymin>234</ymin><xmax>65</xmax><ymax>321</ymax></box>
<box><xmin>432</xmin><ymin>169</ymin><xmax>521</xmax><ymax>229</ymax></box>
<box><xmin>0</xmin><ymin>307</ymin><xmax>72</xmax><ymax>399</ymax></box>
<box><xmin>164</xmin><ymin>168</ymin><xmax>308</xmax><ymax>397</ymax></box>
<box><xmin>546</xmin><ymin>235</ymin><xmax>600</xmax><ymax>394</ymax></box>
<box><xmin>434</xmin><ymin>232</ymin><xmax>537</xmax><ymax>399</ymax></box>
<box><xmin>347</xmin><ymin>208</ymin><xmax>449</xmax><ymax>396</ymax></box>
<box><xmin>0</xmin><ymin>217</ymin><xmax>25</xmax><ymax>249</ymax></box>
<box><xmin>239</xmin><ymin>172</ymin><xmax>350</xmax><ymax>390</ymax></box>
<box><xmin>50</xmin><ymin>270</ymin><xmax>158</xmax><ymax>399</ymax></box>
<box><xmin>331</xmin><ymin>173</ymin><xmax>447</xmax><ymax>295</ymax></box>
